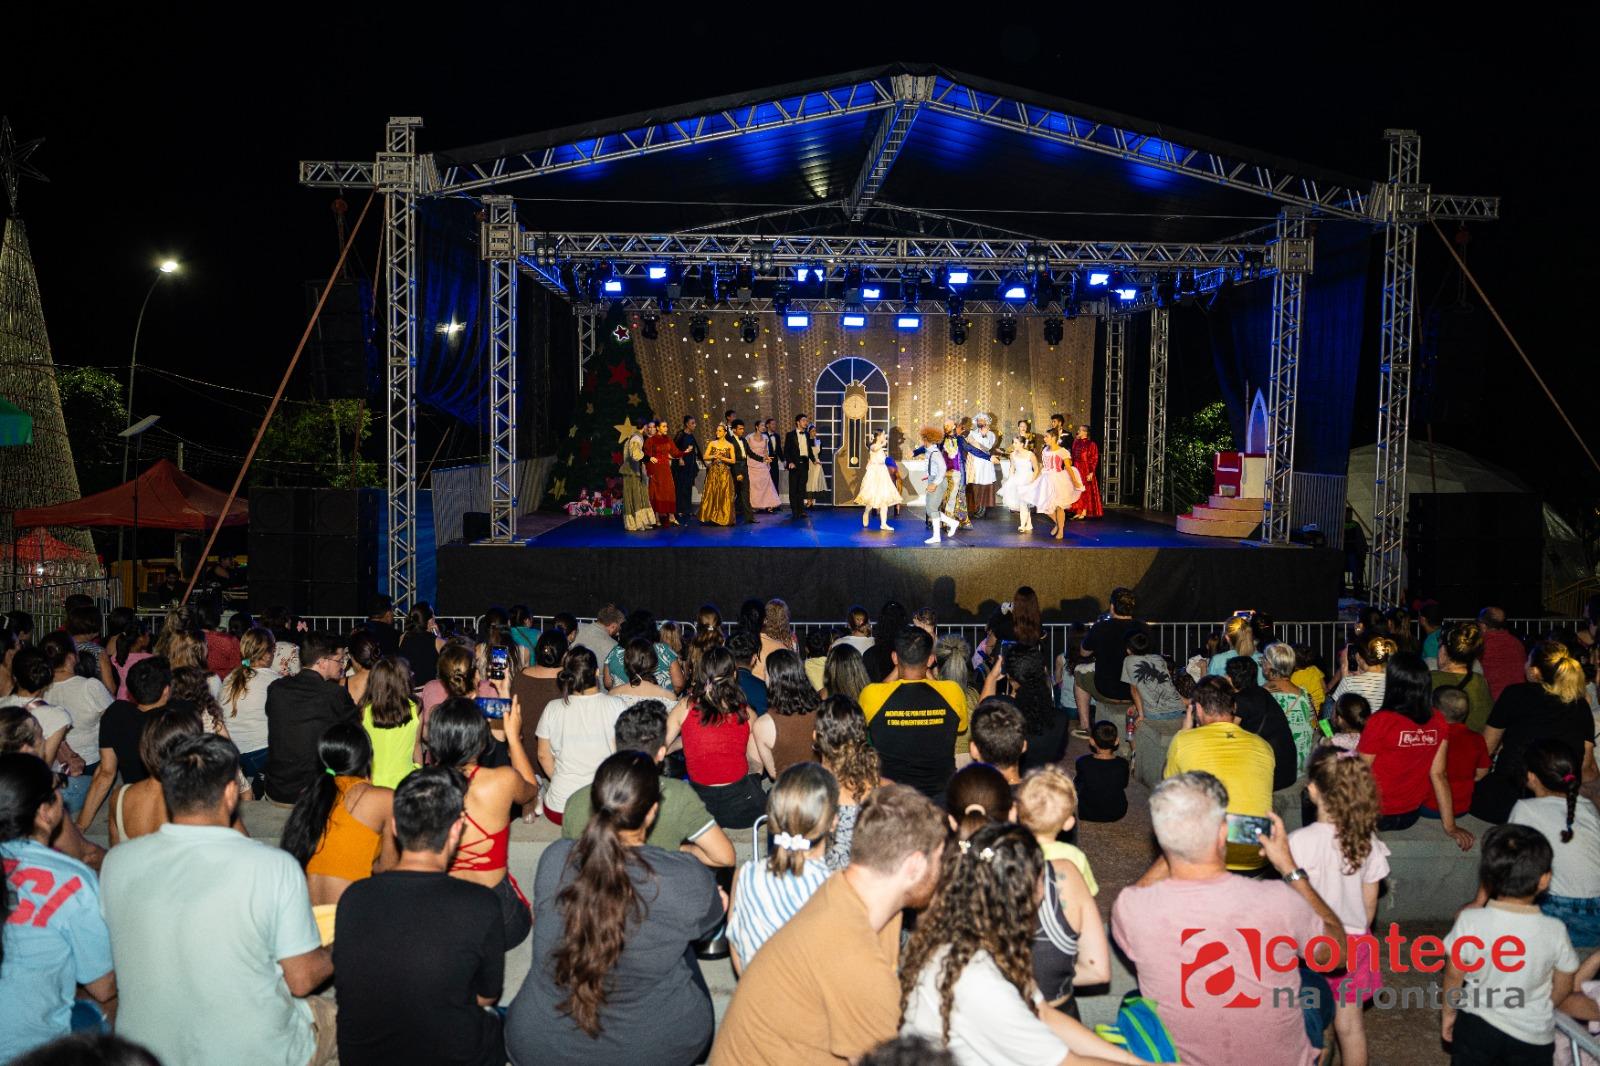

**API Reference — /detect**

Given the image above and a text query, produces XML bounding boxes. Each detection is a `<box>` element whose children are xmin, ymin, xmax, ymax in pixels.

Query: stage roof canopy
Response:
<box><xmin>430</xmin><ymin>62</ymin><xmax>1378</xmax><ymax>243</ymax></box>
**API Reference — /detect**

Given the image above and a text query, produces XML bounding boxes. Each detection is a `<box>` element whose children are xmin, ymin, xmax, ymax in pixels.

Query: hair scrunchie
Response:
<box><xmin>772</xmin><ymin>832</ymin><xmax>812</xmax><ymax>852</ymax></box>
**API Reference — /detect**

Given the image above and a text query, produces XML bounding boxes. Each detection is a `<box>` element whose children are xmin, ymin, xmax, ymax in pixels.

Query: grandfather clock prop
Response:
<box><xmin>835</xmin><ymin>385</ymin><xmax>870</xmax><ymax>504</ymax></box>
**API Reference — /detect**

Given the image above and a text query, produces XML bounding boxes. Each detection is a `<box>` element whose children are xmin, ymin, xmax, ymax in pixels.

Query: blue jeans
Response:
<box><xmin>239</xmin><ymin>748</ymin><xmax>270</xmax><ymax>780</ymax></box>
<box><xmin>1541</xmin><ymin>893</ymin><xmax>1600</xmax><ymax>950</ymax></box>
<box><xmin>62</xmin><ymin>766</ymin><xmax>95</xmax><ymax>817</ymax></box>
<box><xmin>71</xmin><ymin>999</ymin><xmax>107</xmax><ymax>1033</ymax></box>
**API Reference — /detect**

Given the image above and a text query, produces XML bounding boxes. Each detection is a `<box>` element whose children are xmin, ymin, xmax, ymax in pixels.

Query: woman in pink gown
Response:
<box><xmin>746</xmin><ymin>425</ymin><xmax>782</xmax><ymax>511</ymax></box>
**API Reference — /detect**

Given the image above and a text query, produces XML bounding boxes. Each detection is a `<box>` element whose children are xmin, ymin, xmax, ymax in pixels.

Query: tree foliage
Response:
<box><xmin>57</xmin><ymin>366</ymin><xmax>128</xmax><ymax>492</ymax></box>
<box><xmin>256</xmin><ymin>399</ymin><xmax>381</xmax><ymax>488</ymax></box>
<box><xmin>1167</xmin><ymin>401</ymin><xmax>1237</xmax><ymax>514</ymax></box>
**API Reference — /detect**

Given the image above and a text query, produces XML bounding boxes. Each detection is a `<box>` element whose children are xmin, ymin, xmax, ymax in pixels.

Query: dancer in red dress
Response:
<box><xmin>643</xmin><ymin>417</ymin><xmax>686</xmax><ymax>524</ymax></box>
<box><xmin>1069</xmin><ymin>425</ymin><xmax>1104</xmax><ymax>519</ymax></box>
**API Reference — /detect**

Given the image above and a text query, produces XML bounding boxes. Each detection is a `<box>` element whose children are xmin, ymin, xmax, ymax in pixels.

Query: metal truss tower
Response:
<box><xmin>380</xmin><ymin>119</ymin><xmax>422</xmax><ymax>607</ymax></box>
<box><xmin>1101</xmin><ymin>314</ymin><xmax>1126</xmax><ymax>506</ymax></box>
<box><xmin>482</xmin><ymin>196</ymin><xmax>519</xmax><ymax>543</ymax></box>
<box><xmin>1144</xmin><ymin>308</ymin><xmax>1169</xmax><ymax>513</ymax></box>
<box><xmin>575</xmin><ymin>313</ymin><xmax>598</xmax><ymax>398</ymax></box>
<box><xmin>1262</xmin><ymin>211</ymin><xmax>1311</xmax><ymax>544</ymax></box>
<box><xmin>1371</xmin><ymin>131</ymin><xmax>1423</xmax><ymax>607</ymax></box>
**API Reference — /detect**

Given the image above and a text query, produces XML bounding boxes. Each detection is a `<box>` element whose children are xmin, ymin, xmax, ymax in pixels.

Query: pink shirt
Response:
<box><xmin>1288</xmin><ymin>821</ymin><xmax>1391</xmax><ymax>933</ymax></box>
<box><xmin>1112</xmin><ymin>873</ymin><xmax>1323</xmax><ymax>1066</ymax></box>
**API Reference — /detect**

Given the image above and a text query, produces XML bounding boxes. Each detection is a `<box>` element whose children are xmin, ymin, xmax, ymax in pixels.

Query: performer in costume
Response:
<box><xmin>917</xmin><ymin>428</ymin><xmax>960</xmax><ymax>544</ymax></box>
<box><xmin>782</xmin><ymin>414</ymin><xmax>814</xmax><ymax>519</ymax></box>
<box><xmin>965</xmin><ymin>413</ymin><xmax>998</xmax><ymax>517</ymax></box>
<box><xmin>852</xmin><ymin>431</ymin><xmax>902</xmax><ymax>531</ymax></box>
<box><xmin>998</xmin><ymin>434</ymin><xmax>1042</xmax><ymax>533</ymax></box>
<box><xmin>621</xmin><ymin>423</ymin><xmax>658</xmax><ymax>532</ymax></box>
<box><xmin>699</xmin><ymin>424</ymin><xmax>737</xmax><ymax>526</ymax></box>
<box><xmin>913</xmin><ymin>419</ymin><xmax>990</xmax><ymax>529</ymax></box>
<box><xmin>643</xmin><ymin>417</ymin><xmax>684</xmax><ymax>524</ymax></box>
<box><xmin>938</xmin><ymin>435</ymin><xmax>972</xmax><ymax>530</ymax></box>
<box><xmin>672</xmin><ymin>415</ymin><xmax>703</xmax><ymax>523</ymax></box>
<box><xmin>729</xmin><ymin>420</ymin><xmax>756</xmax><ymax>524</ymax></box>
<box><xmin>745</xmin><ymin>421</ymin><xmax>781</xmax><ymax>512</ymax></box>
<box><xmin>804</xmin><ymin>421</ymin><xmax>828</xmax><ymax>505</ymax></box>
<box><xmin>1036</xmin><ymin>429</ymin><xmax>1084</xmax><ymax>540</ymax></box>
<box><xmin>1070</xmin><ymin>424</ymin><xmax>1105</xmax><ymax>519</ymax></box>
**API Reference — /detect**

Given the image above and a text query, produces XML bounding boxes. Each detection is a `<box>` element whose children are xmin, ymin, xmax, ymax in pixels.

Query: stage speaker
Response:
<box><xmin>249</xmin><ymin>579</ymin><xmax>310</xmax><ymax>615</ymax></box>
<box><xmin>311</xmin><ymin>535</ymin><xmax>378</xmax><ymax>586</ymax></box>
<box><xmin>1407</xmin><ymin>492</ymin><xmax>1543</xmax><ymax>616</ymax></box>
<box><xmin>250</xmin><ymin>487</ymin><xmax>305</xmax><ymax>535</ymax></box>
<box><xmin>462</xmin><ymin>511</ymin><xmax>491</xmax><ymax>542</ymax></box>
<box><xmin>307</xmin><ymin>280</ymin><xmax>375</xmax><ymax>400</ymax></box>
<box><xmin>249</xmin><ymin>488</ymin><xmax>381</xmax><ymax>616</ymax></box>
<box><xmin>311</xmin><ymin>489</ymin><xmax>380</xmax><ymax>537</ymax></box>
<box><xmin>306</xmin><ymin>582</ymin><xmax>366</xmax><ymax>616</ymax></box>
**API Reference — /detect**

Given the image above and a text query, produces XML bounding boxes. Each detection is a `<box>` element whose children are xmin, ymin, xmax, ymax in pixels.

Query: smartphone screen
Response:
<box><xmin>1224</xmin><ymin>813</ymin><xmax>1274</xmax><ymax>846</ymax></box>
<box><xmin>488</xmin><ymin>646</ymin><xmax>509</xmax><ymax>680</ymax></box>
<box><xmin>475</xmin><ymin>696</ymin><xmax>509</xmax><ymax>720</ymax></box>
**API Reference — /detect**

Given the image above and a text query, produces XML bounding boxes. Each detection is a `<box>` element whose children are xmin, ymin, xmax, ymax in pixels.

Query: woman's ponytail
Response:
<box><xmin>1523</xmin><ymin>738</ymin><xmax>1582</xmax><ymax>844</ymax></box>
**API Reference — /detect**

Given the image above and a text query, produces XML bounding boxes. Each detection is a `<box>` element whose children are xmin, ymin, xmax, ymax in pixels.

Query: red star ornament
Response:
<box><xmin>607</xmin><ymin>361</ymin><xmax>633</xmax><ymax>387</ymax></box>
<box><xmin>579</xmin><ymin>439</ymin><xmax>593</xmax><ymax>460</ymax></box>
<box><xmin>612</xmin><ymin>324</ymin><xmax>631</xmax><ymax>342</ymax></box>
<box><xmin>610</xmin><ymin>450</ymin><xmax>624</xmax><ymax>465</ymax></box>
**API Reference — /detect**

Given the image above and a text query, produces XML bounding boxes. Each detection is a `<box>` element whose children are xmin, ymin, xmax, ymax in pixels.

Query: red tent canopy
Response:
<box><xmin>13</xmin><ymin>459</ymin><xmax>248</xmax><ymax>530</ymax></box>
<box><xmin>2</xmin><ymin>528</ymin><xmax>97</xmax><ymax>563</ymax></box>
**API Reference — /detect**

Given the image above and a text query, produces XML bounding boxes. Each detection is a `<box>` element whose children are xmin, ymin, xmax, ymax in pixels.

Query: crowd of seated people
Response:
<box><xmin>0</xmin><ymin>590</ymin><xmax>1597</xmax><ymax>1065</ymax></box>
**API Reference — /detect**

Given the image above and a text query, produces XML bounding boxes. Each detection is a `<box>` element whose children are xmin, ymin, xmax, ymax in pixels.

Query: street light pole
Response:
<box><xmin>116</xmin><ymin>259</ymin><xmax>179</xmax><ymax>582</ymax></box>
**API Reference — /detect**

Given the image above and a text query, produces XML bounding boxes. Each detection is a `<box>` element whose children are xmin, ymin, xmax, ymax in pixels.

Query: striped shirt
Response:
<box><xmin>727</xmin><ymin>857</ymin><xmax>831</xmax><ymax>965</ymax></box>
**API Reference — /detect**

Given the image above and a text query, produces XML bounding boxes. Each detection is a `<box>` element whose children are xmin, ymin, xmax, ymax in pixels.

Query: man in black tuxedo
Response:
<box><xmin>673</xmin><ymin>415</ymin><xmax>702</xmax><ymax>522</ymax></box>
<box><xmin>729</xmin><ymin>419</ymin><xmax>756</xmax><ymax>524</ymax></box>
<box><xmin>783</xmin><ymin>413</ymin><xmax>814</xmax><ymax>519</ymax></box>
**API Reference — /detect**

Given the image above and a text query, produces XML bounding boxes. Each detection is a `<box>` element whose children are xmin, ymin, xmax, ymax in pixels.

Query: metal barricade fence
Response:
<box><xmin>4</xmin><ymin>576</ymin><xmax>123</xmax><ymax>637</ymax></box>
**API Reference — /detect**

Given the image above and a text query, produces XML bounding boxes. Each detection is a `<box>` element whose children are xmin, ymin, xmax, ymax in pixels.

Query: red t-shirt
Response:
<box><xmin>1358</xmin><ymin>708</ymin><xmax>1446</xmax><ymax>815</ymax></box>
<box><xmin>203</xmin><ymin>630</ymin><xmax>242</xmax><ymax>678</ymax></box>
<box><xmin>681</xmin><ymin>703</ymin><xmax>750</xmax><ymax>786</ymax></box>
<box><xmin>1479</xmin><ymin>628</ymin><xmax>1527</xmax><ymax>703</ymax></box>
<box><xmin>1423</xmin><ymin>722</ymin><xmax>1490</xmax><ymax>816</ymax></box>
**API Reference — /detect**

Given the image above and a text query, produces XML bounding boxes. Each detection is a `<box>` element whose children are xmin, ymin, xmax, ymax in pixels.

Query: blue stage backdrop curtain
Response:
<box><xmin>1207</xmin><ymin>221</ymin><xmax>1372</xmax><ymax>475</ymax></box>
<box><xmin>416</xmin><ymin>199</ymin><xmax>490</xmax><ymax>428</ymax></box>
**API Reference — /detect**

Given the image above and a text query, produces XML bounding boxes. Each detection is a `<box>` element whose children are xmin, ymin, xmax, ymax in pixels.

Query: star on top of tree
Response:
<box><xmin>613</xmin><ymin>416</ymin><xmax>639</xmax><ymax>442</ymax></box>
<box><xmin>0</xmin><ymin>117</ymin><xmax>49</xmax><ymax>215</ymax></box>
<box><xmin>612</xmin><ymin>324</ymin><xmax>631</xmax><ymax>343</ymax></box>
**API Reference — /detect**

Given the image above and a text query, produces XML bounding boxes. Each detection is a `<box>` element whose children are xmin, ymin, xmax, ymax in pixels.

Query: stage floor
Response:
<box><xmin>519</xmin><ymin>507</ymin><xmax>1248</xmax><ymax>552</ymax></box>
<box><xmin>437</xmin><ymin>506</ymin><xmax>1343</xmax><ymax>624</ymax></box>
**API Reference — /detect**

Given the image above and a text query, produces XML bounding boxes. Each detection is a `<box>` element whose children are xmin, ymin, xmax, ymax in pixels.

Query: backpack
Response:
<box><xmin>1093</xmin><ymin>993</ymin><xmax>1180</xmax><ymax>1062</ymax></box>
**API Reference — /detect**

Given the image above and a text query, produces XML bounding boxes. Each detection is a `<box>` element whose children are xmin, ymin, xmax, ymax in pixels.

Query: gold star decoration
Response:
<box><xmin>627</xmin><ymin>392</ymin><xmax>642</xmax><ymax>407</ymax></box>
<box><xmin>584</xmin><ymin>403</ymin><xmax>594</xmax><ymax>415</ymax></box>
<box><xmin>550</xmin><ymin>477</ymin><xmax>567</xmax><ymax>500</ymax></box>
<box><xmin>568</xmin><ymin>425</ymin><xmax>577</xmax><ymax>438</ymax></box>
<box><xmin>613</xmin><ymin>416</ymin><xmax>639</xmax><ymax>442</ymax></box>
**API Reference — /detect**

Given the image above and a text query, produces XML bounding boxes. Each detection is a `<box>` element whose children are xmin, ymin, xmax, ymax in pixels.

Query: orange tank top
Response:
<box><xmin>305</xmin><ymin>776</ymin><xmax>382</xmax><ymax>883</ymax></box>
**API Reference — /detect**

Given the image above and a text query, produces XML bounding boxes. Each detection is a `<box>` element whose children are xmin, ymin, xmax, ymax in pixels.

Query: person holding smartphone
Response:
<box><xmin>1161</xmin><ymin>676</ymin><xmax>1276</xmax><ymax>871</ymax></box>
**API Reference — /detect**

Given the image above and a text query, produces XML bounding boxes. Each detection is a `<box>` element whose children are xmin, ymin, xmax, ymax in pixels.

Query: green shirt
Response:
<box><xmin>362</xmin><ymin>703</ymin><xmax>420</xmax><ymax>790</ymax></box>
<box><xmin>1431</xmin><ymin>670</ymin><xmax>1494</xmax><ymax>733</ymax></box>
<box><xmin>561</xmin><ymin>775</ymin><xmax>717</xmax><ymax>849</ymax></box>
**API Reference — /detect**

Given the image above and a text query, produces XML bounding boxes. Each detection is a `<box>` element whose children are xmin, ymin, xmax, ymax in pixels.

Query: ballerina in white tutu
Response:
<box><xmin>852</xmin><ymin>431</ymin><xmax>902</xmax><ymax>531</ymax></box>
<box><xmin>1034</xmin><ymin>428</ymin><xmax>1085</xmax><ymax>539</ymax></box>
<box><xmin>998</xmin><ymin>435</ymin><xmax>1042</xmax><ymax>533</ymax></box>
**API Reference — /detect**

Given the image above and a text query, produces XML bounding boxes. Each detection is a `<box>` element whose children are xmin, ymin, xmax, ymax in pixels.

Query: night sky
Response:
<box><xmin>8</xmin><ymin>10</ymin><xmax>1595</xmax><ymax>516</ymax></box>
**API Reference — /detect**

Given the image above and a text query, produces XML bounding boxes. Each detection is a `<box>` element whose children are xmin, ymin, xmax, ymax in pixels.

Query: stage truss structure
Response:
<box><xmin>1263</xmin><ymin>211</ymin><xmax>1310</xmax><ymax>545</ymax></box>
<box><xmin>1101</xmin><ymin>315</ymin><xmax>1127</xmax><ymax>506</ymax></box>
<box><xmin>302</xmin><ymin>79</ymin><xmax>1495</xmax><ymax>607</ymax></box>
<box><xmin>1144</xmin><ymin>308</ymin><xmax>1169</xmax><ymax>512</ymax></box>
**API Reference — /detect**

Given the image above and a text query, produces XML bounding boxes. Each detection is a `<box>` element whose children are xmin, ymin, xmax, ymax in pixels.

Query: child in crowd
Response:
<box><xmin>1424</xmin><ymin>688</ymin><xmax>1490</xmax><ymax>825</ymax></box>
<box><xmin>803</xmin><ymin>629</ymin><xmax>831</xmax><ymax>693</ymax></box>
<box><xmin>1444</xmin><ymin>824</ymin><xmax>1580</xmax><ymax>1064</ymax></box>
<box><xmin>1291</xmin><ymin>643</ymin><xmax>1328</xmax><ymax>713</ymax></box>
<box><xmin>1509</xmin><ymin>739</ymin><xmax>1600</xmax><ymax>950</ymax></box>
<box><xmin>1052</xmin><ymin>623</ymin><xmax>1092</xmax><ymax>715</ymax></box>
<box><xmin>1074</xmin><ymin>721</ymin><xmax>1129</xmax><ymax>823</ymax></box>
<box><xmin>1014</xmin><ymin>766</ymin><xmax>1098</xmax><ymax>896</ymax></box>
<box><xmin>1327</xmin><ymin>692</ymin><xmax>1372</xmax><ymax>752</ymax></box>
<box><xmin>726</xmin><ymin>762</ymin><xmax>837</xmax><ymax>974</ymax></box>
<box><xmin>1290</xmin><ymin>747</ymin><xmax>1391</xmax><ymax>1066</ymax></box>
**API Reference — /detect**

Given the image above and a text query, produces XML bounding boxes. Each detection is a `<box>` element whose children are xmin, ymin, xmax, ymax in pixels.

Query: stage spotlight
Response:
<box><xmin>785</xmin><ymin>312</ymin><xmax>811</xmax><ymax>329</ymax></box>
<box><xmin>735</xmin><ymin>265</ymin><xmax>755</xmax><ymax>302</ymax></box>
<box><xmin>740</xmin><ymin>313</ymin><xmax>759</xmax><ymax>344</ymax></box>
<box><xmin>1114</xmin><ymin>287</ymin><xmax>1138</xmax><ymax>301</ymax></box>
<box><xmin>844</xmin><ymin>268</ymin><xmax>864</xmax><ymax>304</ymax></box>
<box><xmin>1024</xmin><ymin>246</ymin><xmax>1046</xmax><ymax>273</ymax></box>
<box><xmin>862</xmin><ymin>285</ymin><xmax>882</xmax><ymax>300</ymax></box>
<box><xmin>946</xmin><ymin>266</ymin><xmax>969</xmax><ymax>287</ymax></box>
<box><xmin>1154</xmin><ymin>278</ymin><xmax>1175</xmax><ymax>308</ymax></box>
<box><xmin>996</xmin><ymin>315</ymin><xmax>1018</xmax><ymax>346</ymax></box>
<box><xmin>1001</xmin><ymin>273</ymin><xmax>1029</xmax><ymax>302</ymax></box>
<box><xmin>1087</xmin><ymin>271</ymin><xmax>1110</xmax><ymax>287</ymax></box>
<box><xmin>601</xmin><ymin>262</ymin><xmax>622</xmax><ymax>295</ymax></box>
<box><xmin>690</xmin><ymin>314</ymin><xmax>710</xmax><ymax>344</ymax></box>
<box><xmin>950</xmin><ymin>316</ymin><xmax>968</xmax><ymax>346</ymax></box>
<box><xmin>896</xmin><ymin>315</ymin><xmax>921</xmax><ymax>330</ymax></box>
<box><xmin>772</xmin><ymin>285</ymin><xmax>791</xmax><ymax>318</ymax></box>
<box><xmin>1042</xmin><ymin>317</ymin><xmax>1064</xmax><ymax>346</ymax></box>
<box><xmin>641</xmin><ymin>313</ymin><xmax>659</xmax><ymax>340</ymax></box>
<box><xmin>842</xmin><ymin>312</ymin><xmax>867</xmax><ymax>329</ymax></box>
<box><xmin>665</xmin><ymin>264</ymin><xmax>684</xmax><ymax>301</ymax></box>
<box><xmin>648</xmin><ymin>265</ymin><xmax>668</xmax><ymax>281</ymax></box>
<box><xmin>796</xmin><ymin>266</ymin><xmax>812</xmax><ymax>282</ymax></box>
<box><xmin>1035</xmin><ymin>273</ymin><xmax>1060</xmax><ymax>309</ymax></box>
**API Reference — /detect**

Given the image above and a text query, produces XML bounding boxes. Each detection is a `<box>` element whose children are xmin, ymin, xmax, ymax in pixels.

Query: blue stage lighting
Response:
<box><xmin>1003</xmin><ymin>284</ymin><xmax>1027</xmax><ymax>300</ymax></box>
<box><xmin>1088</xmin><ymin>272</ymin><xmax>1111</xmax><ymax>286</ymax></box>
<box><xmin>947</xmin><ymin>269</ymin><xmax>969</xmax><ymax>286</ymax></box>
<box><xmin>796</xmin><ymin>266</ymin><xmax>811</xmax><ymax>282</ymax></box>
<box><xmin>603</xmin><ymin>279</ymin><xmax>623</xmax><ymax>294</ymax></box>
<box><xmin>786</xmin><ymin>313</ymin><xmax>811</xmax><ymax>329</ymax></box>
<box><xmin>647</xmin><ymin>265</ymin><xmax>668</xmax><ymax>280</ymax></box>
<box><xmin>842</xmin><ymin>313</ymin><xmax>867</xmax><ymax>328</ymax></box>
<box><xmin>862</xmin><ymin>286</ymin><xmax>882</xmax><ymax>300</ymax></box>
<box><xmin>896</xmin><ymin>315</ymin><xmax>921</xmax><ymax>330</ymax></box>
<box><xmin>1115</xmin><ymin>288</ymin><xmax>1138</xmax><ymax>301</ymax></box>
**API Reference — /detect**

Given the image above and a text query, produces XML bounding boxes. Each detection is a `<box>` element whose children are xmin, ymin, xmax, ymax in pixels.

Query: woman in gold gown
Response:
<box><xmin>698</xmin><ymin>423</ymin><xmax>737</xmax><ymax>526</ymax></box>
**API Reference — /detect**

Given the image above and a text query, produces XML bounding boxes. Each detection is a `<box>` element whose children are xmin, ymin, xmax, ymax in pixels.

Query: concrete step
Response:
<box><xmin>1188</xmin><ymin>503</ymin><xmax>1262</xmax><ymax>523</ymax></box>
<box><xmin>1176</xmin><ymin>512</ymin><xmax>1260</xmax><ymax>538</ymax></box>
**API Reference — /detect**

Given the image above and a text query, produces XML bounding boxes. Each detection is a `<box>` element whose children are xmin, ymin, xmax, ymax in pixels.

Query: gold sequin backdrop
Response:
<box><xmin>632</xmin><ymin>311</ymin><xmax>1094</xmax><ymax>453</ymax></box>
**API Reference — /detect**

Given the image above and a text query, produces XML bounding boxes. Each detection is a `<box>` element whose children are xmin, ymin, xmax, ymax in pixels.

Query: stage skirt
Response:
<box><xmin>1071</xmin><ymin>476</ymin><xmax>1104</xmax><ymax>518</ymax></box>
<box><xmin>806</xmin><ymin>454</ymin><xmax>828</xmax><ymax>494</ymax></box>
<box><xmin>699</xmin><ymin>463</ymin><xmax>736</xmax><ymax>526</ymax></box>
<box><xmin>852</xmin><ymin>460</ymin><xmax>902</xmax><ymax>509</ymax></box>
<box><xmin>746</xmin><ymin>455</ymin><xmax>781</xmax><ymax>509</ymax></box>
<box><xmin>622</xmin><ymin>469</ymin><xmax>658</xmax><ymax>531</ymax></box>
<box><xmin>967</xmin><ymin>481</ymin><xmax>996</xmax><ymax>510</ymax></box>
<box><xmin>1035</xmin><ymin>466</ymin><xmax>1084</xmax><ymax>514</ymax></box>
<box><xmin>1000</xmin><ymin>467</ymin><xmax>1043</xmax><ymax>513</ymax></box>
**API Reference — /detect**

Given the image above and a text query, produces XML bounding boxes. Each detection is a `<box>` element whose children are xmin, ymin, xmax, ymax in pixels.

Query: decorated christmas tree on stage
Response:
<box><xmin>544</xmin><ymin>306</ymin><xmax>651</xmax><ymax>512</ymax></box>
